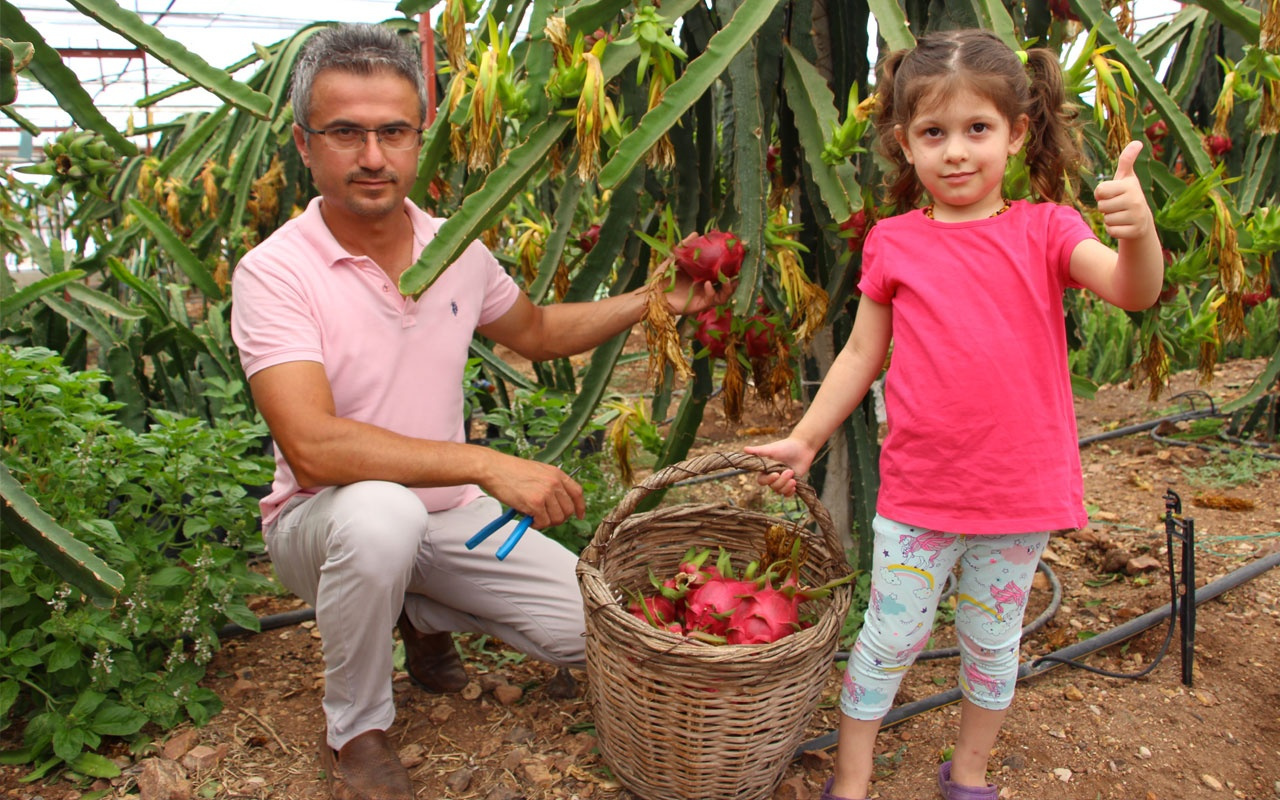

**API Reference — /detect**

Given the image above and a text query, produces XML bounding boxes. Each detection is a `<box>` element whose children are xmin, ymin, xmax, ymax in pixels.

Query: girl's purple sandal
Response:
<box><xmin>937</xmin><ymin>761</ymin><xmax>998</xmax><ymax>800</ymax></box>
<box><xmin>820</xmin><ymin>776</ymin><xmax>867</xmax><ymax>800</ymax></box>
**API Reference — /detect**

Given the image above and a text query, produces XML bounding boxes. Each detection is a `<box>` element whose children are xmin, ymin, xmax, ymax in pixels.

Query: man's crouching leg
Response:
<box><xmin>269</xmin><ymin>481</ymin><xmax>428</xmax><ymax>799</ymax></box>
<box><xmin>400</xmin><ymin>495</ymin><xmax>587</xmax><ymax>697</ymax></box>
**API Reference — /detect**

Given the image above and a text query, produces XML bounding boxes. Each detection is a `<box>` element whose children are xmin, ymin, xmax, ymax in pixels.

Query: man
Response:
<box><xmin>230</xmin><ymin>23</ymin><xmax>730</xmax><ymax>800</ymax></box>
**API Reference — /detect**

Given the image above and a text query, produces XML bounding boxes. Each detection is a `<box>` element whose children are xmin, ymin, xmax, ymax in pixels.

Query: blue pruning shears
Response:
<box><xmin>465</xmin><ymin>467</ymin><xmax>580</xmax><ymax>561</ymax></box>
<box><xmin>464</xmin><ymin>506</ymin><xmax>535</xmax><ymax>561</ymax></box>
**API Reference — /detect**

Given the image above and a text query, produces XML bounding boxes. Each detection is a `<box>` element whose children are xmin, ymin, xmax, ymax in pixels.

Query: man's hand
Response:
<box><xmin>664</xmin><ymin>272</ymin><xmax>737</xmax><ymax>316</ymax></box>
<box><xmin>482</xmin><ymin>453</ymin><xmax>585</xmax><ymax>530</ymax></box>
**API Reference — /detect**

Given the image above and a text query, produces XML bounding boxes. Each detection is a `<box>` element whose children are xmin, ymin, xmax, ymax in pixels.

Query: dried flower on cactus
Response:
<box><xmin>468</xmin><ymin>48</ymin><xmax>502</xmax><ymax>171</ymax></box>
<box><xmin>442</xmin><ymin>0</ymin><xmax>469</xmax><ymax>72</ymax></box>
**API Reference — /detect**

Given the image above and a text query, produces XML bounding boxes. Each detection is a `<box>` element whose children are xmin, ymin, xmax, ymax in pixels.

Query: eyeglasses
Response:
<box><xmin>297</xmin><ymin>123</ymin><xmax>423</xmax><ymax>151</ymax></box>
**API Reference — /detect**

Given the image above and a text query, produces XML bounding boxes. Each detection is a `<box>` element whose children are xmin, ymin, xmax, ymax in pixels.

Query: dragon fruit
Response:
<box><xmin>628</xmin><ymin>595</ymin><xmax>683</xmax><ymax>635</ymax></box>
<box><xmin>684</xmin><ymin>578</ymin><xmax>760</xmax><ymax>637</ymax></box>
<box><xmin>693</xmin><ymin>305</ymin><xmax>733</xmax><ymax>359</ymax></box>
<box><xmin>673</xmin><ymin>231</ymin><xmax>745</xmax><ymax>283</ymax></box>
<box><xmin>625</xmin><ymin>544</ymin><xmax>849</xmax><ymax>645</ymax></box>
<box><xmin>724</xmin><ymin>583</ymin><xmax>801</xmax><ymax>645</ymax></box>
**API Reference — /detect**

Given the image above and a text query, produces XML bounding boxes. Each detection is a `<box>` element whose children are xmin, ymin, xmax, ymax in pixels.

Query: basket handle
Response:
<box><xmin>592</xmin><ymin>451</ymin><xmax>830</xmax><ymax>549</ymax></box>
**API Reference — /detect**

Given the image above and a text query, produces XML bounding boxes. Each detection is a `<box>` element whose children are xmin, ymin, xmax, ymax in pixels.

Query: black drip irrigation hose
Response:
<box><xmin>1076</xmin><ymin>389</ymin><xmax>1221</xmax><ymax>448</ymax></box>
<box><xmin>794</xmin><ymin>548</ymin><xmax>1280</xmax><ymax>756</ymax></box>
<box><xmin>219</xmin><ymin>606</ymin><xmax>315</xmax><ymax>639</ymax></box>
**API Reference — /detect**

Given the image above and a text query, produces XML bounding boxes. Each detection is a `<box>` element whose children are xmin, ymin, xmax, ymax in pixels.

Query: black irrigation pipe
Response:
<box><xmin>1150</xmin><ymin>429</ymin><xmax>1280</xmax><ymax>460</ymax></box>
<box><xmin>1076</xmin><ymin>389</ymin><xmax>1222</xmax><ymax>448</ymax></box>
<box><xmin>219</xmin><ymin>607</ymin><xmax>315</xmax><ymax>639</ymax></box>
<box><xmin>794</xmin><ymin>548</ymin><xmax>1280</xmax><ymax>756</ymax></box>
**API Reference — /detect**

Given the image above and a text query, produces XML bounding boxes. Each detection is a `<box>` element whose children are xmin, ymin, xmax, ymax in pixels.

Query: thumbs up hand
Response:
<box><xmin>1094</xmin><ymin>140</ymin><xmax>1154</xmax><ymax>241</ymax></box>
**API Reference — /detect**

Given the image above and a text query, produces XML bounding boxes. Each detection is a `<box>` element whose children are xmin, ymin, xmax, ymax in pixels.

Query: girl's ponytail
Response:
<box><xmin>874</xmin><ymin>49</ymin><xmax>926</xmax><ymax>212</ymax></box>
<box><xmin>1023</xmin><ymin>48</ymin><xmax>1084</xmax><ymax>203</ymax></box>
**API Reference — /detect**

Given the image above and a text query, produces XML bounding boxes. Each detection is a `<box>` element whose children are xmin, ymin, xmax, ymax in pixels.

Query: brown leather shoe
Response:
<box><xmin>397</xmin><ymin>611</ymin><xmax>469</xmax><ymax>693</ymax></box>
<box><xmin>318</xmin><ymin>729</ymin><xmax>414</xmax><ymax>800</ymax></box>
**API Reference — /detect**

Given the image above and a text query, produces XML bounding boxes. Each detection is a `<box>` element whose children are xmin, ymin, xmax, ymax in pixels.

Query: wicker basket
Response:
<box><xmin>577</xmin><ymin>452</ymin><xmax>852</xmax><ymax>800</ymax></box>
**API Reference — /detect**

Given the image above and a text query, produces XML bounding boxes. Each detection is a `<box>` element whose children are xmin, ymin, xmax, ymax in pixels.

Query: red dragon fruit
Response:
<box><xmin>1205</xmin><ymin>134</ymin><xmax>1232</xmax><ymax>157</ymax></box>
<box><xmin>673</xmin><ymin>230</ymin><xmax>746</xmax><ymax>283</ymax></box>
<box><xmin>743</xmin><ymin>313</ymin><xmax>776</xmax><ymax>359</ymax></box>
<box><xmin>684</xmin><ymin>578</ymin><xmax>759</xmax><ymax>637</ymax></box>
<box><xmin>838</xmin><ymin>209</ymin><xmax>871</xmax><ymax>253</ymax></box>
<box><xmin>577</xmin><ymin>223</ymin><xmax>601</xmax><ymax>252</ymax></box>
<box><xmin>625</xmin><ymin>545</ymin><xmax>851</xmax><ymax>645</ymax></box>
<box><xmin>693</xmin><ymin>305</ymin><xmax>733</xmax><ymax>358</ymax></box>
<box><xmin>725</xmin><ymin>583</ymin><xmax>801</xmax><ymax>645</ymax></box>
<box><xmin>628</xmin><ymin>594</ymin><xmax>678</xmax><ymax>627</ymax></box>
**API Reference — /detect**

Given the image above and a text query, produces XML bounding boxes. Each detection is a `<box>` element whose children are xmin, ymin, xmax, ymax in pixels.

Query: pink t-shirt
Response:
<box><xmin>856</xmin><ymin>200</ymin><xmax>1095</xmax><ymax>534</ymax></box>
<box><xmin>231</xmin><ymin>198</ymin><xmax>521</xmax><ymax>528</ymax></box>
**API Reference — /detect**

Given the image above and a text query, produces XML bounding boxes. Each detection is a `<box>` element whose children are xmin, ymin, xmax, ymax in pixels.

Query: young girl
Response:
<box><xmin>745</xmin><ymin>28</ymin><xmax>1163</xmax><ymax>800</ymax></box>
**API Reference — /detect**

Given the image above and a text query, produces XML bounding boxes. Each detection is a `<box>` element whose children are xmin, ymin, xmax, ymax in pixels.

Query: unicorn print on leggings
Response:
<box><xmin>961</xmin><ymin>662</ymin><xmax>1004</xmax><ymax>698</ymax></box>
<box><xmin>895</xmin><ymin>629</ymin><xmax>932</xmax><ymax>662</ymax></box>
<box><xmin>989</xmin><ymin>580</ymin><xmax>1028</xmax><ymax>617</ymax></box>
<box><xmin>899</xmin><ymin>529</ymin><xmax>956</xmax><ymax>566</ymax></box>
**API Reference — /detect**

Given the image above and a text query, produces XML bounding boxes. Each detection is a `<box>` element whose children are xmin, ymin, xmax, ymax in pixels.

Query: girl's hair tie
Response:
<box><xmin>1016</xmin><ymin>49</ymin><xmax>1029</xmax><ymax>65</ymax></box>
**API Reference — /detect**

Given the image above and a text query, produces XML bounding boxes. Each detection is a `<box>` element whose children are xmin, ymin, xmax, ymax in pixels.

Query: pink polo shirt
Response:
<box><xmin>857</xmin><ymin>200</ymin><xmax>1095</xmax><ymax>534</ymax></box>
<box><xmin>231</xmin><ymin>198</ymin><xmax>521</xmax><ymax>528</ymax></box>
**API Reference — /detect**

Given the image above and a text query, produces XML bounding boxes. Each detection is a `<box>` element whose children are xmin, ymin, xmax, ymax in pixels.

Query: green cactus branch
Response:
<box><xmin>1</xmin><ymin>464</ymin><xmax>124</xmax><ymax>607</ymax></box>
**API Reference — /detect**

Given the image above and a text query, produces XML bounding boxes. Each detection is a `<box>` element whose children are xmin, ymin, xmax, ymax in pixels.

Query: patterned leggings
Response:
<box><xmin>839</xmin><ymin>515</ymin><xmax>1050</xmax><ymax>719</ymax></box>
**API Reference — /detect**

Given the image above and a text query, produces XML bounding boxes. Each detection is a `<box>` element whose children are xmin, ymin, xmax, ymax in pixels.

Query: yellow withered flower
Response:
<box><xmin>1261</xmin><ymin>78</ymin><xmax>1280</xmax><ymax>136</ymax></box>
<box><xmin>198</xmin><ymin>159</ymin><xmax>220</xmax><ymax>217</ymax></box>
<box><xmin>777</xmin><ymin>246</ymin><xmax>829</xmax><ymax>343</ymax></box>
<box><xmin>468</xmin><ymin>48</ymin><xmax>502</xmax><ymax>171</ymax></box>
<box><xmin>443</xmin><ymin>0</ymin><xmax>468</xmax><ymax>72</ymax></box>
<box><xmin>447</xmin><ymin>74</ymin><xmax>470</xmax><ymax>164</ymax></box>
<box><xmin>853</xmin><ymin>94</ymin><xmax>878</xmax><ymax>122</ymax></box>
<box><xmin>136</xmin><ymin>157</ymin><xmax>158</xmax><ymax>203</ymax></box>
<box><xmin>642</xmin><ymin>271</ymin><xmax>692</xmax><ymax>389</ymax></box>
<box><xmin>251</xmin><ymin>156</ymin><xmax>286</xmax><ymax>229</ymax></box>
<box><xmin>514</xmin><ymin>217</ymin><xmax>546</xmax><ymax>286</ymax></box>
<box><xmin>603</xmin><ymin>398</ymin><xmax>649</xmax><ymax>487</ymax></box>
<box><xmin>213</xmin><ymin>259</ymin><xmax>230</xmax><ymax>293</ymax></box>
<box><xmin>544</xmin><ymin>15</ymin><xmax>572</xmax><ymax>68</ymax></box>
<box><xmin>1259</xmin><ymin>0</ymin><xmax>1280</xmax><ymax>136</ymax></box>
<box><xmin>1091</xmin><ymin>52</ymin><xmax>1132</xmax><ymax>158</ymax></box>
<box><xmin>645</xmin><ymin>74</ymin><xmax>676</xmax><ymax>170</ymax></box>
<box><xmin>1209</xmin><ymin>193</ymin><xmax>1247</xmax><ymax>341</ymax></box>
<box><xmin>1262</xmin><ymin>0</ymin><xmax>1280</xmax><ymax>51</ymax></box>
<box><xmin>721</xmin><ymin>341</ymin><xmax>746</xmax><ymax>424</ymax></box>
<box><xmin>575</xmin><ymin>52</ymin><xmax>606</xmax><ymax>182</ymax></box>
<box><xmin>1211</xmin><ymin>68</ymin><xmax>1238</xmax><ymax>138</ymax></box>
<box><xmin>1198</xmin><ymin>340</ymin><xmax>1219</xmax><ymax>385</ymax></box>
<box><xmin>1139</xmin><ymin>332</ymin><xmax>1170</xmax><ymax>401</ymax></box>
<box><xmin>163</xmin><ymin>177</ymin><xmax>186</xmax><ymax>233</ymax></box>
<box><xmin>1115</xmin><ymin>1</ymin><xmax>1135</xmax><ymax>38</ymax></box>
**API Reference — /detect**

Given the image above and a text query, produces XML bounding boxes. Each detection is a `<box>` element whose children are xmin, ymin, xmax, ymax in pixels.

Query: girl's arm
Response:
<box><xmin>745</xmin><ymin>296</ymin><xmax>892</xmax><ymax>495</ymax></box>
<box><xmin>1070</xmin><ymin>140</ymin><xmax>1165</xmax><ymax>311</ymax></box>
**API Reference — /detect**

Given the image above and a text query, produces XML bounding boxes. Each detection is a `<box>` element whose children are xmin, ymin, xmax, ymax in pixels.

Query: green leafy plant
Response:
<box><xmin>476</xmin><ymin>386</ymin><xmax>624</xmax><ymax>554</ymax></box>
<box><xmin>0</xmin><ymin>345</ymin><xmax>275</xmax><ymax>780</ymax></box>
<box><xmin>1182</xmin><ymin>446</ymin><xmax>1280</xmax><ymax>488</ymax></box>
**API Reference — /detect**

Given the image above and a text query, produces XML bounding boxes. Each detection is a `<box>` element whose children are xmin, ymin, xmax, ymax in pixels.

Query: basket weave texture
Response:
<box><xmin>576</xmin><ymin>452</ymin><xmax>852</xmax><ymax>800</ymax></box>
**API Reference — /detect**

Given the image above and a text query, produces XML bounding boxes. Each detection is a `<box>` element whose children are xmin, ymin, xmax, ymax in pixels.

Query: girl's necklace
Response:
<box><xmin>923</xmin><ymin>199</ymin><xmax>1011</xmax><ymax>220</ymax></box>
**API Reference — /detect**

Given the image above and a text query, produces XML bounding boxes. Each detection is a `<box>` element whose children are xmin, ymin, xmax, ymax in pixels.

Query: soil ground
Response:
<box><xmin>3</xmin><ymin>347</ymin><xmax>1278</xmax><ymax>800</ymax></box>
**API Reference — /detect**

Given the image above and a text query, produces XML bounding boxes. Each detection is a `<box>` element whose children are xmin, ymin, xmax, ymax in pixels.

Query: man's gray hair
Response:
<box><xmin>291</xmin><ymin>23</ymin><xmax>428</xmax><ymax>127</ymax></box>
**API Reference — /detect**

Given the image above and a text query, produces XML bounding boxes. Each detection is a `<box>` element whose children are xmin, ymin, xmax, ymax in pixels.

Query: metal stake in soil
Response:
<box><xmin>1164</xmin><ymin>489</ymin><xmax>1196</xmax><ymax>686</ymax></box>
